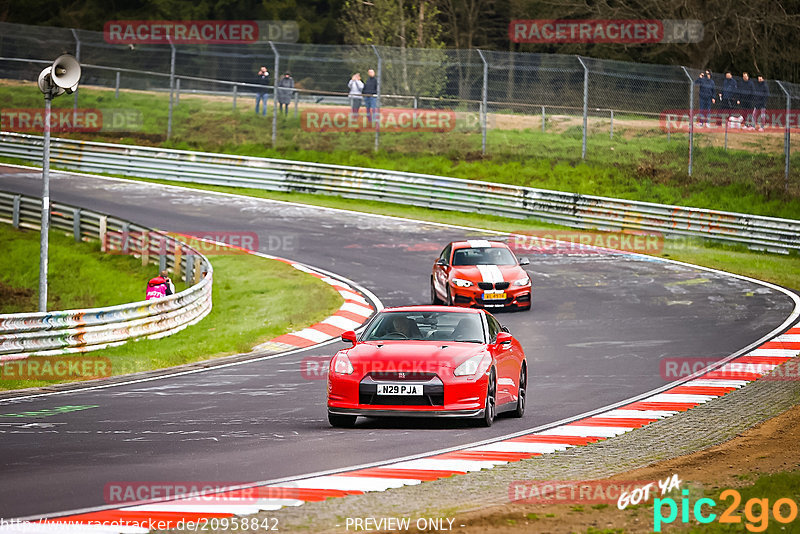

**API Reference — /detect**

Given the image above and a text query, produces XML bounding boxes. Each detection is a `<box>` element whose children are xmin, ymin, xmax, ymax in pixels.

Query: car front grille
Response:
<box><xmin>359</xmin><ymin>374</ymin><xmax>444</xmax><ymax>406</ymax></box>
<box><xmin>478</xmin><ymin>281</ymin><xmax>509</xmax><ymax>290</ymax></box>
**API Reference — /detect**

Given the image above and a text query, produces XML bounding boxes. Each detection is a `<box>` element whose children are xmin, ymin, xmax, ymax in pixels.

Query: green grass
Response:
<box><xmin>0</xmin><ymin>224</ymin><xmax>343</xmax><ymax>391</ymax></box>
<box><xmin>1</xmin><ymin>80</ymin><xmax>798</xmax><ymax>219</ymax></box>
<box><xmin>0</xmin><ymin>224</ymin><xmax>163</xmax><ymax>313</ymax></box>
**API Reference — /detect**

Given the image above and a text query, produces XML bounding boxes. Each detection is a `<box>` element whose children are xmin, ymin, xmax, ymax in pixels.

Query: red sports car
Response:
<box><xmin>327</xmin><ymin>306</ymin><xmax>527</xmax><ymax>428</ymax></box>
<box><xmin>431</xmin><ymin>240</ymin><xmax>532</xmax><ymax>310</ymax></box>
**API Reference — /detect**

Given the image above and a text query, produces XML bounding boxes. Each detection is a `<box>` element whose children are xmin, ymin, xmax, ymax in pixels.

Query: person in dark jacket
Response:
<box><xmin>277</xmin><ymin>72</ymin><xmax>295</xmax><ymax>116</ymax></box>
<box><xmin>694</xmin><ymin>71</ymin><xmax>716</xmax><ymax>127</ymax></box>
<box><xmin>363</xmin><ymin>69</ymin><xmax>378</xmax><ymax>124</ymax></box>
<box><xmin>737</xmin><ymin>72</ymin><xmax>755</xmax><ymax>128</ymax></box>
<box><xmin>255</xmin><ymin>66</ymin><xmax>270</xmax><ymax>116</ymax></box>
<box><xmin>721</xmin><ymin>71</ymin><xmax>738</xmax><ymax>116</ymax></box>
<box><xmin>753</xmin><ymin>74</ymin><xmax>770</xmax><ymax>130</ymax></box>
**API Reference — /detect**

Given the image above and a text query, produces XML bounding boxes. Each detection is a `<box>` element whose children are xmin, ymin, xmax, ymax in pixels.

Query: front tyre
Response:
<box><xmin>328</xmin><ymin>412</ymin><xmax>357</xmax><ymax>428</ymax></box>
<box><xmin>478</xmin><ymin>370</ymin><xmax>497</xmax><ymax>427</ymax></box>
<box><xmin>512</xmin><ymin>364</ymin><xmax>526</xmax><ymax>418</ymax></box>
<box><xmin>431</xmin><ymin>278</ymin><xmax>443</xmax><ymax>305</ymax></box>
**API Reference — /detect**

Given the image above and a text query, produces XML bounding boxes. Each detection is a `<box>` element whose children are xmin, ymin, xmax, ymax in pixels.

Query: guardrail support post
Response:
<box><xmin>269</xmin><ymin>41</ymin><xmax>279</xmax><ymax>146</ymax></box>
<box><xmin>372</xmin><ymin>44</ymin><xmax>382</xmax><ymax>153</ymax></box>
<box><xmin>174</xmin><ymin>243</ymin><xmax>183</xmax><ymax>281</ymax></box>
<box><xmin>577</xmin><ymin>56</ymin><xmax>588</xmax><ymax>160</ymax></box>
<box><xmin>610</xmin><ymin>109</ymin><xmax>614</xmax><ymax>139</ymax></box>
<box><xmin>121</xmin><ymin>221</ymin><xmax>130</xmax><ymax>254</ymax></box>
<box><xmin>185</xmin><ymin>252</ymin><xmax>194</xmax><ymax>283</ymax></box>
<box><xmin>142</xmin><ymin>230</ymin><xmax>150</xmax><ymax>266</ymax></box>
<box><xmin>776</xmin><ymin>81</ymin><xmax>791</xmax><ymax>192</ymax></box>
<box><xmin>477</xmin><ymin>49</ymin><xmax>488</xmax><ymax>155</ymax></box>
<box><xmin>293</xmin><ymin>89</ymin><xmax>299</xmax><ymax>117</ymax></box>
<box><xmin>232</xmin><ymin>84</ymin><xmax>237</xmax><ymax>110</ymax></box>
<box><xmin>193</xmin><ymin>256</ymin><xmax>202</xmax><ymax>284</ymax></box>
<box><xmin>12</xmin><ymin>195</ymin><xmax>20</xmax><ymax>228</ymax></box>
<box><xmin>541</xmin><ymin>106</ymin><xmax>546</xmax><ymax>133</ymax></box>
<box><xmin>73</xmin><ymin>208</ymin><xmax>81</xmax><ymax>242</ymax></box>
<box><xmin>681</xmin><ymin>66</ymin><xmax>694</xmax><ymax>176</ymax></box>
<box><xmin>159</xmin><ymin>252</ymin><xmax>166</xmax><ymax>273</ymax></box>
<box><xmin>99</xmin><ymin>216</ymin><xmax>107</xmax><ymax>252</ymax></box>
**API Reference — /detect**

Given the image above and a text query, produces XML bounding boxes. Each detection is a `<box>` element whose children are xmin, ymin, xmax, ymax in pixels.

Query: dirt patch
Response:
<box><xmin>440</xmin><ymin>404</ymin><xmax>800</xmax><ymax>534</ymax></box>
<box><xmin>0</xmin><ymin>281</ymin><xmax>34</xmax><ymax>312</ymax></box>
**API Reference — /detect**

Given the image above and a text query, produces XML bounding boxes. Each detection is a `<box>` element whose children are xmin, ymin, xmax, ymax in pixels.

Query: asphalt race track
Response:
<box><xmin>0</xmin><ymin>165</ymin><xmax>795</xmax><ymax>519</ymax></box>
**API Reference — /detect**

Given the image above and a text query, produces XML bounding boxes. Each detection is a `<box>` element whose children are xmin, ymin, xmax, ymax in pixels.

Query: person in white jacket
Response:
<box><xmin>348</xmin><ymin>73</ymin><xmax>364</xmax><ymax>118</ymax></box>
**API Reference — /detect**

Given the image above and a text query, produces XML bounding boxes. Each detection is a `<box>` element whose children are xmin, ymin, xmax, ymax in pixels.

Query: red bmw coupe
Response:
<box><xmin>326</xmin><ymin>306</ymin><xmax>527</xmax><ymax>428</ymax></box>
<box><xmin>431</xmin><ymin>240</ymin><xmax>532</xmax><ymax>310</ymax></box>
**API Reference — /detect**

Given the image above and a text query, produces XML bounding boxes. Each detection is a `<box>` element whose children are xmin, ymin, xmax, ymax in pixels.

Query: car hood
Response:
<box><xmin>346</xmin><ymin>341</ymin><xmax>488</xmax><ymax>374</ymax></box>
<box><xmin>452</xmin><ymin>264</ymin><xmax>527</xmax><ymax>283</ymax></box>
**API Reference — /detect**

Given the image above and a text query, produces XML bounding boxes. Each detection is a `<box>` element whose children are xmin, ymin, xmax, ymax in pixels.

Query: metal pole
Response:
<box><xmin>167</xmin><ymin>43</ymin><xmax>175</xmax><ymax>140</ymax></box>
<box><xmin>577</xmin><ymin>56</ymin><xmax>588</xmax><ymax>160</ymax></box>
<box><xmin>681</xmin><ymin>67</ymin><xmax>694</xmax><ymax>176</ymax></box>
<box><xmin>269</xmin><ymin>41</ymin><xmax>279</xmax><ymax>146</ymax></box>
<box><xmin>610</xmin><ymin>109</ymin><xmax>614</xmax><ymax>139</ymax></box>
<box><xmin>71</xmin><ymin>29</ymin><xmax>80</xmax><ymax>123</ymax></box>
<box><xmin>294</xmin><ymin>89</ymin><xmax>298</xmax><ymax>118</ymax></box>
<box><xmin>233</xmin><ymin>85</ymin><xmax>237</xmax><ymax>110</ymax></box>
<box><xmin>39</xmin><ymin>93</ymin><xmax>52</xmax><ymax>312</ymax></box>
<box><xmin>372</xmin><ymin>44</ymin><xmax>382</xmax><ymax>153</ymax></box>
<box><xmin>776</xmin><ymin>81</ymin><xmax>791</xmax><ymax>192</ymax></box>
<box><xmin>541</xmin><ymin>106</ymin><xmax>545</xmax><ymax>133</ymax></box>
<box><xmin>175</xmin><ymin>77</ymin><xmax>180</xmax><ymax>106</ymax></box>
<box><xmin>115</xmin><ymin>71</ymin><xmax>120</xmax><ymax>99</ymax></box>
<box><xmin>477</xmin><ymin>49</ymin><xmax>488</xmax><ymax>155</ymax></box>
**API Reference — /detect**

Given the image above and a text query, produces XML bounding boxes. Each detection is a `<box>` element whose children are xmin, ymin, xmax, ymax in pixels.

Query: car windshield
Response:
<box><xmin>362</xmin><ymin>311</ymin><xmax>485</xmax><ymax>343</ymax></box>
<box><xmin>452</xmin><ymin>247</ymin><xmax>516</xmax><ymax>266</ymax></box>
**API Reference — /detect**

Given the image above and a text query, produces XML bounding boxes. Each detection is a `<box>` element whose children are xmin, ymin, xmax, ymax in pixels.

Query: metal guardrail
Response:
<box><xmin>1</xmin><ymin>131</ymin><xmax>798</xmax><ymax>252</ymax></box>
<box><xmin>0</xmin><ymin>190</ymin><xmax>213</xmax><ymax>361</ymax></box>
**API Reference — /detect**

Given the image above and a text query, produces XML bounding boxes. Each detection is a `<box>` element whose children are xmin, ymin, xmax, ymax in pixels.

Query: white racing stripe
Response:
<box><xmin>645</xmin><ymin>393</ymin><xmax>718</xmax><ymax>403</ymax></box>
<box><xmin>321</xmin><ymin>315</ymin><xmax>363</xmax><ymax>330</ymax></box>
<box><xmin>476</xmin><ymin>264</ymin><xmax>504</xmax><ymax>284</ymax></box>
<box><xmin>772</xmin><ymin>334</ymin><xmax>800</xmax><ymax>342</ymax></box>
<box><xmin>340</xmin><ymin>302</ymin><xmax>374</xmax><ymax>317</ymax></box>
<box><xmin>387</xmin><ymin>458</ymin><xmax>504</xmax><ymax>471</ymax></box>
<box><xmin>596</xmin><ymin>409</ymin><xmax>677</xmax><ymax>419</ymax></box>
<box><xmin>290</xmin><ymin>328</ymin><xmax>332</xmax><ymax>343</ymax></box>
<box><xmin>682</xmin><ymin>379</ymin><xmax>749</xmax><ymax>388</ymax></box>
<box><xmin>467</xmin><ymin>240</ymin><xmax>492</xmax><ymax>248</ymax></box>
<box><xmin>746</xmin><ymin>348</ymin><xmax>798</xmax><ymax>358</ymax></box>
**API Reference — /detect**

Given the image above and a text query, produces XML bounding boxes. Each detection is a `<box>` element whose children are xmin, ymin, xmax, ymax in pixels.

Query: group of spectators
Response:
<box><xmin>694</xmin><ymin>70</ymin><xmax>770</xmax><ymax>130</ymax></box>
<box><xmin>347</xmin><ymin>69</ymin><xmax>379</xmax><ymax>122</ymax></box>
<box><xmin>254</xmin><ymin>66</ymin><xmax>295</xmax><ymax>116</ymax></box>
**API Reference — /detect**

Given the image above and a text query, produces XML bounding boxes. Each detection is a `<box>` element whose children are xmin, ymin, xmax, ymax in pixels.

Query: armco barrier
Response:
<box><xmin>1</xmin><ymin>132</ymin><xmax>799</xmax><ymax>251</ymax></box>
<box><xmin>0</xmin><ymin>191</ymin><xmax>213</xmax><ymax>361</ymax></box>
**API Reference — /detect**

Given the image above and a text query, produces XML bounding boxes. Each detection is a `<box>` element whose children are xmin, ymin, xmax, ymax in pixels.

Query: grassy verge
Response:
<box><xmin>52</xmin><ymin>175</ymin><xmax>800</xmax><ymax>291</ymax></box>
<box><xmin>1</xmin><ymin>80</ymin><xmax>798</xmax><ymax>218</ymax></box>
<box><xmin>0</xmin><ymin>224</ymin><xmax>343</xmax><ymax>391</ymax></box>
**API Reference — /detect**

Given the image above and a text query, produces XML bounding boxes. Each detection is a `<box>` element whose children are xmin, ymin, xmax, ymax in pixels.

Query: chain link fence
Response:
<box><xmin>1</xmin><ymin>21</ymin><xmax>798</xmax><ymax>191</ymax></box>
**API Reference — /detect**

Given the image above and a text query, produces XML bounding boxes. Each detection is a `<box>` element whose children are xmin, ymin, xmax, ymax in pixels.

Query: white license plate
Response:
<box><xmin>376</xmin><ymin>383</ymin><xmax>422</xmax><ymax>396</ymax></box>
<box><xmin>483</xmin><ymin>291</ymin><xmax>507</xmax><ymax>300</ymax></box>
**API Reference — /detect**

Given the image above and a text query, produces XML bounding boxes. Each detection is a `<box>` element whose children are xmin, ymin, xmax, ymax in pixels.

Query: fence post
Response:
<box><xmin>372</xmin><ymin>44</ymin><xmax>382</xmax><ymax>153</ymax></box>
<box><xmin>477</xmin><ymin>49</ymin><xmax>488</xmax><ymax>155</ymax></box>
<box><xmin>12</xmin><ymin>195</ymin><xmax>20</xmax><ymax>228</ymax></box>
<box><xmin>269</xmin><ymin>41</ymin><xmax>279</xmax><ymax>146</ymax></box>
<box><xmin>115</xmin><ymin>71</ymin><xmax>120</xmax><ymax>99</ymax></box>
<box><xmin>73</xmin><ymin>208</ymin><xmax>81</xmax><ymax>242</ymax></box>
<box><xmin>142</xmin><ymin>230</ymin><xmax>149</xmax><ymax>266</ymax></box>
<box><xmin>776</xmin><ymin>81</ymin><xmax>791</xmax><ymax>192</ymax></box>
<box><xmin>167</xmin><ymin>42</ymin><xmax>176</xmax><ymax>140</ymax></box>
<box><xmin>610</xmin><ymin>109</ymin><xmax>614</xmax><ymax>139</ymax></box>
<box><xmin>681</xmin><ymin>67</ymin><xmax>694</xmax><ymax>176</ymax></box>
<box><xmin>233</xmin><ymin>84</ymin><xmax>237</xmax><ymax>110</ymax></box>
<box><xmin>175</xmin><ymin>77</ymin><xmax>180</xmax><ymax>106</ymax></box>
<box><xmin>293</xmin><ymin>89</ymin><xmax>299</xmax><ymax>117</ymax></box>
<box><xmin>193</xmin><ymin>256</ymin><xmax>202</xmax><ymax>284</ymax></box>
<box><xmin>174</xmin><ymin>243</ymin><xmax>183</xmax><ymax>281</ymax></box>
<box><xmin>541</xmin><ymin>106</ymin><xmax>546</xmax><ymax>133</ymax></box>
<box><xmin>99</xmin><ymin>216</ymin><xmax>107</xmax><ymax>252</ymax></box>
<box><xmin>576</xmin><ymin>56</ymin><xmax>588</xmax><ymax>160</ymax></box>
<box><xmin>71</xmin><ymin>29</ymin><xmax>81</xmax><ymax>124</ymax></box>
<box><xmin>159</xmin><ymin>252</ymin><xmax>166</xmax><ymax>273</ymax></box>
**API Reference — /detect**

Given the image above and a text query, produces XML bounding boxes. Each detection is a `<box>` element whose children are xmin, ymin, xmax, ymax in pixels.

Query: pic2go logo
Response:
<box><xmin>654</xmin><ymin>489</ymin><xmax>799</xmax><ymax>532</ymax></box>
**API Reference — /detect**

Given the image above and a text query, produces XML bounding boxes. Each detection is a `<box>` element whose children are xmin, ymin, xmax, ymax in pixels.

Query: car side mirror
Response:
<box><xmin>495</xmin><ymin>332</ymin><xmax>513</xmax><ymax>345</ymax></box>
<box><xmin>519</xmin><ymin>257</ymin><xmax>530</xmax><ymax>266</ymax></box>
<box><xmin>435</xmin><ymin>258</ymin><xmax>447</xmax><ymax>266</ymax></box>
<box><xmin>341</xmin><ymin>330</ymin><xmax>357</xmax><ymax>346</ymax></box>
<box><xmin>501</xmin><ymin>325</ymin><xmax>510</xmax><ymax>333</ymax></box>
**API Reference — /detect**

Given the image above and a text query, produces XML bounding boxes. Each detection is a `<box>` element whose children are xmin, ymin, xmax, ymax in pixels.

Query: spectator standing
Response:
<box><xmin>694</xmin><ymin>71</ymin><xmax>715</xmax><ymax>127</ymax></box>
<box><xmin>255</xmin><ymin>66</ymin><xmax>270</xmax><ymax>116</ymax></box>
<box><xmin>363</xmin><ymin>69</ymin><xmax>378</xmax><ymax>124</ymax></box>
<box><xmin>277</xmin><ymin>71</ymin><xmax>295</xmax><ymax>116</ymax></box>
<box><xmin>159</xmin><ymin>269</ymin><xmax>175</xmax><ymax>296</ymax></box>
<box><xmin>738</xmin><ymin>72</ymin><xmax>755</xmax><ymax>129</ymax></box>
<box><xmin>753</xmin><ymin>74</ymin><xmax>770</xmax><ymax>131</ymax></box>
<box><xmin>348</xmin><ymin>72</ymin><xmax>364</xmax><ymax>118</ymax></box>
<box><xmin>721</xmin><ymin>71</ymin><xmax>738</xmax><ymax>113</ymax></box>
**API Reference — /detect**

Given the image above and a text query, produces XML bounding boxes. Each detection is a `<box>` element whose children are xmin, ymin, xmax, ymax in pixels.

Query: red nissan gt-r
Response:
<box><xmin>431</xmin><ymin>240</ymin><xmax>532</xmax><ymax>310</ymax></box>
<box><xmin>327</xmin><ymin>306</ymin><xmax>527</xmax><ymax>428</ymax></box>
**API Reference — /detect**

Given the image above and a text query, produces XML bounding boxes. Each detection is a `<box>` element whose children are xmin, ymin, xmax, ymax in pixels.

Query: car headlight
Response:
<box><xmin>331</xmin><ymin>353</ymin><xmax>354</xmax><ymax>375</ymax></box>
<box><xmin>454</xmin><ymin>353</ymin><xmax>492</xmax><ymax>377</ymax></box>
<box><xmin>512</xmin><ymin>276</ymin><xmax>530</xmax><ymax>286</ymax></box>
<box><xmin>452</xmin><ymin>278</ymin><xmax>473</xmax><ymax>288</ymax></box>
